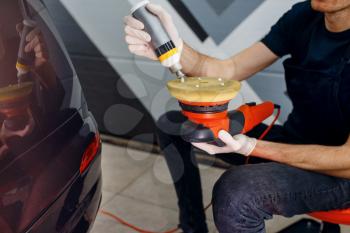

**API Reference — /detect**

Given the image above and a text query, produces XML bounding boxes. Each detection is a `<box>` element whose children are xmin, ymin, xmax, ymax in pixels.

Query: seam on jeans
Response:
<box><xmin>218</xmin><ymin>178</ymin><xmax>350</xmax><ymax>228</ymax></box>
<box><xmin>219</xmin><ymin>181</ymin><xmax>350</xmax><ymax>230</ymax></box>
<box><xmin>224</xmin><ymin>185</ymin><xmax>344</xmax><ymax>214</ymax></box>
<box><xmin>252</xmin><ymin>184</ymin><xmax>346</xmax><ymax>210</ymax></box>
<box><xmin>255</xmin><ymin>183</ymin><xmax>344</xmax><ymax>201</ymax></box>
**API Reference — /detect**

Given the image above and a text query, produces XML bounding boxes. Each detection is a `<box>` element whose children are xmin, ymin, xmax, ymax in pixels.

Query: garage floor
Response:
<box><xmin>91</xmin><ymin>143</ymin><xmax>350</xmax><ymax>233</ymax></box>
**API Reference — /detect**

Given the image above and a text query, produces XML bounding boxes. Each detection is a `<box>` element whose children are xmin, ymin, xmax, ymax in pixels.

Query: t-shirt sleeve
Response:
<box><xmin>261</xmin><ymin>3</ymin><xmax>305</xmax><ymax>57</ymax></box>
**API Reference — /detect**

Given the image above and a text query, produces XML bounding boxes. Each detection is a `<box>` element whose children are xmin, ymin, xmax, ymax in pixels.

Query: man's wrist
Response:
<box><xmin>254</xmin><ymin>140</ymin><xmax>298</xmax><ymax>166</ymax></box>
<box><xmin>252</xmin><ymin>140</ymin><xmax>282</xmax><ymax>161</ymax></box>
<box><xmin>179</xmin><ymin>42</ymin><xmax>193</xmax><ymax>75</ymax></box>
<box><xmin>244</xmin><ymin>137</ymin><xmax>257</xmax><ymax>156</ymax></box>
<box><xmin>234</xmin><ymin>135</ymin><xmax>257</xmax><ymax>156</ymax></box>
<box><xmin>177</xmin><ymin>39</ymin><xmax>184</xmax><ymax>54</ymax></box>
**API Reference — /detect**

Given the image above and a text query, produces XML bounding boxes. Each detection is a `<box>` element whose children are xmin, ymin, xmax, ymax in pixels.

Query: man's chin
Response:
<box><xmin>311</xmin><ymin>0</ymin><xmax>350</xmax><ymax>13</ymax></box>
<box><xmin>311</xmin><ymin>1</ymin><xmax>332</xmax><ymax>13</ymax></box>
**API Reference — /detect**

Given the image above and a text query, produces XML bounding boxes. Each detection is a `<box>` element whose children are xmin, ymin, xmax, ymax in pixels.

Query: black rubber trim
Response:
<box><xmin>228</xmin><ymin>110</ymin><xmax>245</xmax><ymax>135</ymax></box>
<box><xmin>155</xmin><ymin>41</ymin><xmax>176</xmax><ymax>57</ymax></box>
<box><xmin>246</xmin><ymin>102</ymin><xmax>256</xmax><ymax>106</ymax></box>
<box><xmin>179</xmin><ymin>102</ymin><xmax>229</xmax><ymax>113</ymax></box>
<box><xmin>274</xmin><ymin>104</ymin><xmax>281</xmax><ymax>109</ymax></box>
<box><xmin>180</xmin><ymin>120</ymin><xmax>215</xmax><ymax>143</ymax></box>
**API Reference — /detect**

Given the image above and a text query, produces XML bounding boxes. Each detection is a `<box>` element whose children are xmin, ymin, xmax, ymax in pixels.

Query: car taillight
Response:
<box><xmin>80</xmin><ymin>133</ymin><xmax>101</xmax><ymax>174</ymax></box>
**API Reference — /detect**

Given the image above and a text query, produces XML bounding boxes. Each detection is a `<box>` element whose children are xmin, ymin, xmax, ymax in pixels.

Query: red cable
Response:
<box><xmin>100</xmin><ymin>210</ymin><xmax>179</xmax><ymax>233</ymax></box>
<box><xmin>100</xmin><ymin>108</ymin><xmax>281</xmax><ymax>232</ymax></box>
<box><xmin>258</xmin><ymin>107</ymin><xmax>281</xmax><ymax>140</ymax></box>
<box><xmin>245</xmin><ymin>107</ymin><xmax>281</xmax><ymax>164</ymax></box>
<box><xmin>100</xmin><ymin>203</ymin><xmax>212</xmax><ymax>233</ymax></box>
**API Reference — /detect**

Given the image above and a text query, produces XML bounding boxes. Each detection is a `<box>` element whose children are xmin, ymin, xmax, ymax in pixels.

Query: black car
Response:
<box><xmin>0</xmin><ymin>0</ymin><xmax>102</xmax><ymax>232</ymax></box>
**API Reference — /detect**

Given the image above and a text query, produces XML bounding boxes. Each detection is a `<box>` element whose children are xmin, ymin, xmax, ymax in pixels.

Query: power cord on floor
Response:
<box><xmin>100</xmin><ymin>106</ymin><xmax>281</xmax><ymax>233</ymax></box>
<box><xmin>100</xmin><ymin>210</ymin><xmax>179</xmax><ymax>233</ymax></box>
<box><xmin>100</xmin><ymin>203</ymin><xmax>212</xmax><ymax>233</ymax></box>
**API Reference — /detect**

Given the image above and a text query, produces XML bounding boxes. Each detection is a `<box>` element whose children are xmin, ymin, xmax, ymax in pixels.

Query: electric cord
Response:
<box><xmin>100</xmin><ymin>210</ymin><xmax>179</xmax><ymax>233</ymax></box>
<box><xmin>100</xmin><ymin>105</ymin><xmax>281</xmax><ymax>233</ymax></box>
<box><xmin>245</xmin><ymin>105</ymin><xmax>281</xmax><ymax>164</ymax></box>
<box><xmin>100</xmin><ymin>203</ymin><xmax>213</xmax><ymax>233</ymax></box>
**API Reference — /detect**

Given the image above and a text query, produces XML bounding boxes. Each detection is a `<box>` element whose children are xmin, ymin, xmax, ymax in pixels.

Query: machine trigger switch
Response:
<box><xmin>246</xmin><ymin>102</ymin><xmax>256</xmax><ymax>106</ymax></box>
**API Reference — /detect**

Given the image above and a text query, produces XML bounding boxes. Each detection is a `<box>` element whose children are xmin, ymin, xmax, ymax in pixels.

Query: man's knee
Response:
<box><xmin>212</xmin><ymin>165</ymin><xmax>273</xmax><ymax>231</ymax></box>
<box><xmin>212</xmin><ymin>166</ymin><xmax>258</xmax><ymax>217</ymax></box>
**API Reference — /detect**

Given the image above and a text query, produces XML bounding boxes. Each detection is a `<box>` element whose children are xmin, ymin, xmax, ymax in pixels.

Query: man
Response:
<box><xmin>124</xmin><ymin>0</ymin><xmax>350</xmax><ymax>232</ymax></box>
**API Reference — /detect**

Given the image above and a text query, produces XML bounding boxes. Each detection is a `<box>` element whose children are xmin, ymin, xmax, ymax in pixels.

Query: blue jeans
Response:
<box><xmin>156</xmin><ymin>111</ymin><xmax>350</xmax><ymax>233</ymax></box>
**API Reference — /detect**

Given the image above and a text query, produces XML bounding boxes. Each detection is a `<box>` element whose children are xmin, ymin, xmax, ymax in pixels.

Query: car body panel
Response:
<box><xmin>0</xmin><ymin>0</ymin><xmax>102</xmax><ymax>232</ymax></box>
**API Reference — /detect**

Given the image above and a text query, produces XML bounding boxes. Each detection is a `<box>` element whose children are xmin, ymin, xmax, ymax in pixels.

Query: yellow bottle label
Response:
<box><xmin>16</xmin><ymin>62</ymin><xmax>31</xmax><ymax>72</ymax></box>
<box><xmin>158</xmin><ymin>48</ymin><xmax>178</xmax><ymax>62</ymax></box>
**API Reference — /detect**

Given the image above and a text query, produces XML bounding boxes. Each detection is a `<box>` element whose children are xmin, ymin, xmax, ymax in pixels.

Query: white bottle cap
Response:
<box><xmin>130</xmin><ymin>0</ymin><xmax>150</xmax><ymax>14</ymax></box>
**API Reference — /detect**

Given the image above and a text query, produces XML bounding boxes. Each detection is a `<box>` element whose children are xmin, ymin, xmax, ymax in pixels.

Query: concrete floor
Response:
<box><xmin>91</xmin><ymin>143</ymin><xmax>350</xmax><ymax>233</ymax></box>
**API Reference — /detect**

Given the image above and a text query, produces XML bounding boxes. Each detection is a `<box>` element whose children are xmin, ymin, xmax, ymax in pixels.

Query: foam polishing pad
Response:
<box><xmin>0</xmin><ymin>82</ymin><xmax>33</xmax><ymax>102</ymax></box>
<box><xmin>167</xmin><ymin>77</ymin><xmax>241</xmax><ymax>103</ymax></box>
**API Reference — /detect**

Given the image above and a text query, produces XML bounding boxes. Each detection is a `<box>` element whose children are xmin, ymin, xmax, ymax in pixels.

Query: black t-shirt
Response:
<box><xmin>261</xmin><ymin>1</ymin><xmax>350</xmax><ymax>127</ymax></box>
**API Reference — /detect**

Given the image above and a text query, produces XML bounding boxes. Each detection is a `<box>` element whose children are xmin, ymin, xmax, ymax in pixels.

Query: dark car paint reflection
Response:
<box><xmin>0</xmin><ymin>0</ymin><xmax>68</xmax><ymax>156</ymax></box>
<box><xmin>0</xmin><ymin>0</ymin><xmax>101</xmax><ymax>232</ymax></box>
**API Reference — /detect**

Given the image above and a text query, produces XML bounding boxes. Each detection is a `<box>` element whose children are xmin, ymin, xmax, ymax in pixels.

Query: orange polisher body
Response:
<box><xmin>180</xmin><ymin>100</ymin><xmax>275</xmax><ymax>142</ymax></box>
<box><xmin>181</xmin><ymin>100</ymin><xmax>230</xmax><ymax>138</ymax></box>
<box><xmin>237</xmin><ymin>101</ymin><xmax>275</xmax><ymax>134</ymax></box>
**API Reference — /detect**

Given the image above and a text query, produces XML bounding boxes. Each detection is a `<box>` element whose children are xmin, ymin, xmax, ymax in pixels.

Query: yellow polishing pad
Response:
<box><xmin>0</xmin><ymin>82</ymin><xmax>33</xmax><ymax>102</ymax></box>
<box><xmin>167</xmin><ymin>77</ymin><xmax>241</xmax><ymax>103</ymax></box>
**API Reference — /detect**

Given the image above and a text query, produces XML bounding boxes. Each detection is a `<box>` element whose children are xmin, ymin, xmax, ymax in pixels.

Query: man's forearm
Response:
<box><xmin>253</xmin><ymin>140</ymin><xmax>350</xmax><ymax>178</ymax></box>
<box><xmin>180</xmin><ymin>42</ymin><xmax>279</xmax><ymax>81</ymax></box>
<box><xmin>180</xmin><ymin>43</ymin><xmax>235</xmax><ymax>80</ymax></box>
<box><xmin>35</xmin><ymin>63</ymin><xmax>57</xmax><ymax>89</ymax></box>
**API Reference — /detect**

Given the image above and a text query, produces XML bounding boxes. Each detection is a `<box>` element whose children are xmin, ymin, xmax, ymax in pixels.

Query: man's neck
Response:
<box><xmin>325</xmin><ymin>7</ymin><xmax>350</xmax><ymax>32</ymax></box>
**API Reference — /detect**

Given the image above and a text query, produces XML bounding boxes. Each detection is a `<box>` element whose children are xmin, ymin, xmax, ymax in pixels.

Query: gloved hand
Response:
<box><xmin>124</xmin><ymin>3</ymin><xmax>183</xmax><ymax>60</ymax></box>
<box><xmin>16</xmin><ymin>24</ymin><xmax>49</xmax><ymax>68</ymax></box>
<box><xmin>192</xmin><ymin>130</ymin><xmax>257</xmax><ymax>156</ymax></box>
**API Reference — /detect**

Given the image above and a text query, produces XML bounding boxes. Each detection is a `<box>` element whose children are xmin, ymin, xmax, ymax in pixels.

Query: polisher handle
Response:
<box><xmin>237</xmin><ymin>102</ymin><xmax>275</xmax><ymax>134</ymax></box>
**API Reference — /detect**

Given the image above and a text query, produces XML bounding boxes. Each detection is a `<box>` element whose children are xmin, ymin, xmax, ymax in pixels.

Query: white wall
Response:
<box><xmin>59</xmin><ymin>0</ymin><xmax>302</xmax><ymax>125</ymax></box>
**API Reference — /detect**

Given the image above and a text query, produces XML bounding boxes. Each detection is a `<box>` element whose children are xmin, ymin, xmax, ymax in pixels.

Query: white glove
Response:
<box><xmin>124</xmin><ymin>3</ymin><xmax>183</xmax><ymax>60</ymax></box>
<box><xmin>192</xmin><ymin>131</ymin><xmax>257</xmax><ymax>156</ymax></box>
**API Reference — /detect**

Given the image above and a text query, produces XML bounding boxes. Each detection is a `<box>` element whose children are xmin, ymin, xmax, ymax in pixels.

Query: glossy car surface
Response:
<box><xmin>0</xmin><ymin>0</ymin><xmax>102</xmax><ymax>232</ymax></box>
